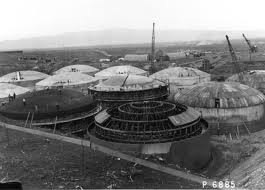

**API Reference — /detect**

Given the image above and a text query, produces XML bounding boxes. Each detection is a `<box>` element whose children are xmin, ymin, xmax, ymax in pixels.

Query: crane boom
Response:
<box><xmin>225</xmin><ymin>35</ymin><xmax>244</xmax><ymax>83</ymax></box>
<box><xmin>242</xmin><ymin>34</ymin><xmax>252</xmax><ymax>49</ymax></box>
<box><xmin>225</xmin><ymin>35</ymin><xmax>237</xmax><ymax>63</ymax></box>
<box><xmin>242</xmin><ymin>33</ymin><xmax>258</xmax><ymax>53</ymax></box>
<box><xmin>242</xmin><ymin>33</ymin><xmax>258</xmax><ymax>61</ymax></box>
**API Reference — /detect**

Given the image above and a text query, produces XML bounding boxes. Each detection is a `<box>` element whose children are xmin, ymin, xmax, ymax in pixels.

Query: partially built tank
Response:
<box><xmin>174</xmin><ymin>81</ymin><xmax>265</xmax><ymax>136</ymax></box>
<box><xmin>226</xmin><ymin>70</ymin><xmax>265</xmax><ymax>94</ymax></box>
<box><xmin>89</xmin><ymin>75</ymin><xmax>168</xmax><ymax>106</ymax></box>
<box><xmin>0</xmin><ymin>70</ymin><xmax>49</xmax><ymax>90</ymax></box>
<box><xmin>90</xmin><ymin>100</ymin><xmax>211</xmax><ymax>170</ymax></box>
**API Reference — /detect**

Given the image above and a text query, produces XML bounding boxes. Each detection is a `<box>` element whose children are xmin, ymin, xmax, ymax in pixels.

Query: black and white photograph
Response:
<box><xmin>0</xmin><ymin>0</ymin><xmax>265</xmax><ymax>189</ymax></box>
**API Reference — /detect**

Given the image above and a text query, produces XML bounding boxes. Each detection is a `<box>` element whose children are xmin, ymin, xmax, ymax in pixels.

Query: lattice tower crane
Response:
<box><xmin>242</xmin><ymin>33</ymin><xmax>258</xmax><ymax>61</ymax></box>
<box><xmin>225</xmin><ymin>35</ymin><xmax>244</xmax><ymax>83</ymax></box>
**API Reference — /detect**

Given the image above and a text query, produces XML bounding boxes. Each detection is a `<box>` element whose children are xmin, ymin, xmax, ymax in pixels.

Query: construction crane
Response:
<box><xmin>151</xmin><ymin>22</ymin><xmax>155</xmax><ymax>64</ymax></box>
<box><xmin>225</xmin><ymin>35</ymin><xmax>244</xmax><ymax>83</ymax></box>
<box><xmin>149</xmin><ymin>22</ymin><xmax>157</xmax><ymax>75</ymax></box>
<box><xmin>242</xmin><ymin>33</ymin><xmax>258</xmax><ymax>61</ymax></box>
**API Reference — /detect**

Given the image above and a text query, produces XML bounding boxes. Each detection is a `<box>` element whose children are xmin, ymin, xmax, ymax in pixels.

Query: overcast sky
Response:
<box><xmin>0</xmin><ymin>0</ymin><xmax>264</xmax><ymax>41</ymax></box>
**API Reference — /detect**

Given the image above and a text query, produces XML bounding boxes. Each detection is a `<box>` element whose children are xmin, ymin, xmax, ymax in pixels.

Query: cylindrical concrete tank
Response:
<box><xmin>0</xmin><ymin>70</ymin><xmax>49</xmax><ymax>90</ymax></box>
<box><xmin>91</xmin><ymin>101</ymin><xmax>211</xmax><ymax>170</ymax></box>
<box><xmin>89</xmin><ymin>74</ymin><xmax>169</xmax><ymax>106</ymax></box>
<box><xmin>150</xmin><ymin>67</ymin><xmax>210</xmax><ymax>98</ymax></box>
<box><xmin>0</xmin><ymin>83</ymin><xmax>30</xmax><ymax>102</ymax></box>
<box><xmin>174</xmin><ymin>81</ymin><xmax>265</xmax><ymax>136</ymax></box>
<box><xmin>226</xmin><ymin>70</ymin><xmax>265</xmax><ymax>94</ymax></box>
<box><xmin>53</xmin><ymin>64</ymin><xmax>99</xmax><ymax>76</ymax></box>
<box><xmin>36</xmin><ymin>72</ymin><xmax>98</xmax><ymax>93</ymax></box>
<box><xmin>95</xmin><ymin>65</ymin><xmax>148</xmax><ymax>79</ymax></box>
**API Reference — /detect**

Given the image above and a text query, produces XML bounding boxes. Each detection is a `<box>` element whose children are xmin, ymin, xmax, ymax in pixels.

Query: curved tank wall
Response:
<box><xmin>12</xmin><ymin>79</ymin><xmax>43</xmax><ymax>90</ymax></box>
<box><xmin>191</xmin><ymin>105</ymin><xmax>265</xmax><ymax>135</ymax></box>
<box><xmin>90</xmin><ymin>101</ymin><xmax>211</xmax><ymax>170</ymax></box>
<box><xmin>0</xmin><ymin>71</ymin><xmax>49</xmax><ymax>90</ymax></box>
<box><xmin>227</xmin><ymin>70</ymin><xmax>265</xmax><ymax>94</ymax></box>
<box><xmin>150</xmin><ymin>67</ymin><xmax>210</xmax><ymax>96</ymax></box>
<box><xmin>174</xmin><ymin>82</ymin><xmax>265</xmax><ymax>136</ymax></box>
<box><xmin>95</xmin><ymin>65</ymin><xmax>148</xmax><ymax>79</ymax></box>
<box><xmin>89</xmin><ymin>123</ymin><xmax>211</xmax><ymax>170</ymax></box>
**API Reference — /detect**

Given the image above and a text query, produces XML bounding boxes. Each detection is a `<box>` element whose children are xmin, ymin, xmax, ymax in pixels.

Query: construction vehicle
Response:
<box><xmin>225</xmin><ymin>35</ymin><xmax>244</xmax><ymax>83</ymax></box>
<box><xmin>242</xmin><ymin>33</ymin><xmax>258</xmax><ymax>61</ymax></box>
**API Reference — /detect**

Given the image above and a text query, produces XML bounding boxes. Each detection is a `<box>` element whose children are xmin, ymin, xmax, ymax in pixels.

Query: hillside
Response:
<box><xmin>1</xmin><ymin>29</ymin><xmax>265</xmax><ymax>50</ymax></box>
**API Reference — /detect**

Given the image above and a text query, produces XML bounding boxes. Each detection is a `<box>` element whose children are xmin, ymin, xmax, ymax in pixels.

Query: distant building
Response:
<box><xmin>117</xmin><ymin>57</ymin><xmax>125</xmax><ymax>61</ymax></box>
<box><xmin>155</xmin><ymin>49</ymin><xmax>169</xmax><ymax>61</ymax></box>
<box><xmin>124</xmin><ymin>54</ymin><xmax>149</xmax><ymax>62</ymax></box>
<box><xmin>99</xmin><ymin>58</ymin><xmax>110</xmax><ymax>62</ymax></box>
<box><xmin>166</xmin><ymin>52</ymin><xmax>187</xmax><ymax>61</ymax></box>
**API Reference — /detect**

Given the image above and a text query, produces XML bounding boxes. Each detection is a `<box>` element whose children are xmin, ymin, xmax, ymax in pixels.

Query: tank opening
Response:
<box><xmin>215</xmin><ymin>98</ymin><xmax>220</xmax><ymax>108</ymax></box>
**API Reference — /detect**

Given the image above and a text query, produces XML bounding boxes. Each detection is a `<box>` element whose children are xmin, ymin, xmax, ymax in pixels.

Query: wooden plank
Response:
<box><xmin>53</xmin><ymin>116</ymin><xmax>58</xmax><ymax>134</ymax></box>
<box><xmin>243</xmin><ymin>122</ymin><xmax>251</xmax><ymax>136</ymax></box>
<box><xmin>0</xmin><ymin>122</ymin><xmax>91</xmax><ymax>147</ymax></box>
<box><xmin>0</xmin><ymin>122</ymin><xmax>222</xmax><ymax>189</ymax></box>
<box><xmin>29</xmin><ymin>112</ymin><xmax>34</xmax><ymax>128</ymax></box>
<box><xmin>24</xmin><ymin>112</ymin><xmax>30</xmax><ymax>128</ymax></box>
<box><xmin>32</xmin><ymin>107</ymin><xmax>101</xmax><ymax>126</ymax></box>
<box><xmin>90</xmin><ymin>142</ymin><xmax>217</xmax><ymax>187</ymax></box>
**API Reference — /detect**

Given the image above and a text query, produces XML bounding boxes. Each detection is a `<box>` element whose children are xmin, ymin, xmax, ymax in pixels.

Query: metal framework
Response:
<box><xmin>90</xmin><ymin>85</ymin><xmax>169</xmax><ymax>105</ymax></box>
<box><xmin>242</xmin><ymin>33</ymin><xmax>258</xmax><ymax>61</ymax></box>
<box><xmin>225</xmin><ymin>35</ymin><xmax>244</xmax><ymax>83</ymax></box>
<box><xmin>151</xmin><ymin>22</ymin><xmax>155</xmax><ymax>64</ymax></box>
<box><xmin>95</xmin><ymin>101</ymin><xmax>206</xmax><ymax>144</ymax></box>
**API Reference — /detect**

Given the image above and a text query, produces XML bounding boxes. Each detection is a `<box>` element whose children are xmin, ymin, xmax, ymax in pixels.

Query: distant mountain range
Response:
<box><xmin>1</xmin><ymin>29</ymin><xmax>265</xmax><ymax>50</ymax></box>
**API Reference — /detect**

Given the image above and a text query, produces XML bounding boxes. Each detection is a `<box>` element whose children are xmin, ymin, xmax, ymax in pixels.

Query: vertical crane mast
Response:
<box><xmin>225</xmin><ymin>35</ymin><xmax>244</xmax><ymax>83</ymax></box>
<box><xmin>242</xmin><ymin>33</ymin><xmax>258</xmax><ymax>61</ymax></box>
<box><xmin>151</xmin><ymin>22</ymin><xmax>155</xmax><ymax>64</ymax></box>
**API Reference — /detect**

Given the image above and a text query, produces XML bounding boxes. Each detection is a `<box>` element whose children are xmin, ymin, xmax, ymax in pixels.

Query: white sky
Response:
<box><xmin>0</xmin><ymin>0</ymin><xmax>264</xmax><ymax>41</ymax></box>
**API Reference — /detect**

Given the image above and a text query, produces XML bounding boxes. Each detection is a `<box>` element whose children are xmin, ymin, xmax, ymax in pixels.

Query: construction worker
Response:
<box><xmin>35</xmin><ymin>105</ymin><xmax>38</xmax><ymax>112</ymax></box>
<box><xmin>13</xmin><ymin>92</ymin><xmax>16</xmax><ymax>100</ymax></box>
<box><xmin>23</xmin><ymin>98</ymin><xmax>26</xmax><ymax>106</ymax></box>
<box><xmin>56</xmin><ymin>103</ymin><xmax>60</xmax><ymax>111</ymax></box>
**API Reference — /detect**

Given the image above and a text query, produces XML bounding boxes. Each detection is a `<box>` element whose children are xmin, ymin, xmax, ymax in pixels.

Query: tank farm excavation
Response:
<box><xmin>2</xmin><ymin>25</ymin><xmax>265</xmax><ymax>190</ymax></box>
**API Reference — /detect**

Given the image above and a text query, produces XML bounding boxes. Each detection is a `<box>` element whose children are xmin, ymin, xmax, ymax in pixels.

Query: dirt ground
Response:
<box><xmin>206</xmin><ymin>130</ymin><xmax>265</xmax><ymax>189</ymax></box>
<box><xmin>0</xmin><ymin>127</ymin><xmax>203</xmax><ymax>189</ymax></box>
<box><xmin>1</xmin><ymin>124</ymin><xmax>265</xmax><ymax>189</ymax></box>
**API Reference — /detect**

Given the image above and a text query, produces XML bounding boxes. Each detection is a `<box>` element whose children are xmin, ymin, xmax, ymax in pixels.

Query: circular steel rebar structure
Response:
<box><xmin>95</xmin><ymin>101</ymin><xmax>205</xmax><ymax>144</ymax></box>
